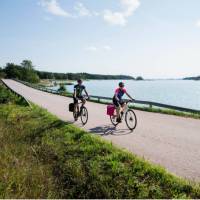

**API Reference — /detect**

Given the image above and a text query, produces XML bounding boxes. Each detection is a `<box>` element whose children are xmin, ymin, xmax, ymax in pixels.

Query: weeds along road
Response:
<box><xmin>2</xmin><ymin>79</ymin><xmax>200</xmax><ymax>182</ymax></box>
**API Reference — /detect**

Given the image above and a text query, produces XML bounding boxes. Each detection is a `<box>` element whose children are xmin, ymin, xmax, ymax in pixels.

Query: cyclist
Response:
<box><xmin>113</xmin><ymin>82</ymin><xmax>134</xmax><ymax>123</ymax></box>
<box><xmin>73</xmin><ymin>79</ymin><xmax>89</xmax><ymax>120</ymax></box>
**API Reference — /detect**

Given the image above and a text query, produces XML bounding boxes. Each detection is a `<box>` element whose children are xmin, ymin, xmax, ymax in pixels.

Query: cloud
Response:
<box><xmin>39</xmin><ymin>0</ymin><xmax>72</xmax><ymax>17</ymax></box>
<box><xmin>39</xmin><ymin>0</ymin><xmax>98</xmax><ymax>19</ymax></box>
<box><xmin>74</xmin><ymin>2</ymin><xmax>92</xmax><ymax>17</ymax></box>
<box><xmin>196</xmin><ymin>20</ymin><xmax>200</xmax><ymax>27</ymax></box>
<box><xmin>38</xmin><ymin>0</ymin><xmax>140</xmax><ymax>26</ymax></box>
<box><xmin>103</xmin><ymin>0</ymin><xmax>140</xmax><ymax>26</ymax></box>
<box><xmin>103</xmin><ymin>11</ymin><xmax>127</xmax><ymax>26</ymax></box>
<box><xmin>85</xmin><ymin>46</ymin><xmax>98</xmax><ymax>51</ymax></box>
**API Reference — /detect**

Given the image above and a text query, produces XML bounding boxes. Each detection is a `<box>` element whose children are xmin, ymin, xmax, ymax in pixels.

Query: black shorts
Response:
<box><xmin>113</xmin><ymin>97</ymin><xmax>125</xmax><ymax>108</ymax></box>
<box><xmin>73</xmin><ymin>96</ymin><xmax>85</xmax><ymax>104</ymax></box>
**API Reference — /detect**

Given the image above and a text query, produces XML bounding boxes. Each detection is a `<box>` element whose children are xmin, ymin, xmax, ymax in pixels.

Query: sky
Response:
<box><xmin>0</xmin><ymin>0</ymin><xmax>200</xmax><ymax>78</ymax></box>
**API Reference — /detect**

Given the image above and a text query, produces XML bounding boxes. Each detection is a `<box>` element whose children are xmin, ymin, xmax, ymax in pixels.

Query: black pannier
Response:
<box><xmin>69</xmin><ymin>103</ymin><xmax>75</xmax><ymax>112</ymax></box>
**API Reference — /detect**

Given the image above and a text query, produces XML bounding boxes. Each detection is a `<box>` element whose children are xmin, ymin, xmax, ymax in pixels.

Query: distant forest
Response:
<box><xmin>183</xmin><ymin>76</ymin><xmax>200</xmax><ymax>81</ymax></box>
<box><xmin>0</xmin><ymin>60</ymin><xmax>144</xmax><ymax>83</ymax></box>
<box><xmin>37</xmin><ymin>71</ymin><xmax>139</xmax><ymax>80</ymax></box>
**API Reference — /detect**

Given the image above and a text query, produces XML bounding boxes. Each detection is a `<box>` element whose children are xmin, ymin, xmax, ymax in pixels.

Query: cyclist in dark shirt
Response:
<box><xmin>73</xmin><ymin>79</ymin><xmax>89</xmax><ymax>119</ymax></box>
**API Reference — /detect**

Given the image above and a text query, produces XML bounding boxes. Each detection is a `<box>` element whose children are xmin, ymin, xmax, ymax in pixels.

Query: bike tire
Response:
<box><xmin>73</xmin><ymin>106</ymin><xmax>79</xmax><ymax>121</ymax></box>
<box><xmin>125</xmin><ymin>109</ymin><xmax>137</xmax><ymax>130</ymax></box>
<box><xmin>80</xmin><ymin>106</ymin><xmax>88</xmax><ymax>125</ymax></box>
<box><xmin>110</xmin><ymin>115</ymin><xmax>119</xmax><ymax>126</ymax></box>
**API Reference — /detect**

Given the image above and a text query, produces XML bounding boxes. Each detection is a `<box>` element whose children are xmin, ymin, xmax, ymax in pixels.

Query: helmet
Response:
<box><xmin>119</xmin><ymin>82</ymin><xmax>125</xmax><ymax>87</ymax></box>
<box><xmin>77</xmin><ymin>79</ymin><xmax>82</xmax><ymax>84</ymax></box>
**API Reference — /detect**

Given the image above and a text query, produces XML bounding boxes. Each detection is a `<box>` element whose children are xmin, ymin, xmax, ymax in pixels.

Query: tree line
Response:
<box><xmin>0</xmin><ymin>60</ymin><xmax>40</xmax><ymax>83</ymax></box>
<box><xmin>183</xmin><ymin>76</ymin><xmax>200</xmax><ymax>81</ymax></box>
<box><xmin>0</xmin><ymin>60</ymin><xmax>144</xmax><ymax>83</ymax></box>
<box><xmin>37</xmin><ymin>71</ymin><xmax>138</xmax><ymax>80</ymax></box>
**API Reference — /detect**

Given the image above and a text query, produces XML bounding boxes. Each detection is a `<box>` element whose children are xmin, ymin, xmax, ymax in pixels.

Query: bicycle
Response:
<box><xmin>73</xmin><ymin>98</ymin><xmax>88</xmax><ymax>125</ymax></box>
<box><xmin>110</xmin><ymin>100</ymin><xmax>137</xmax><ymax>131</ymax></box>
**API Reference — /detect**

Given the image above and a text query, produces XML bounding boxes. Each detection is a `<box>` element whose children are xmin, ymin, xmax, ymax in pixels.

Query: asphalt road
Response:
<box><xmin>3</xmin><ymin>79</ymin><xmax>200</xmax><ymax>181</ymax></box>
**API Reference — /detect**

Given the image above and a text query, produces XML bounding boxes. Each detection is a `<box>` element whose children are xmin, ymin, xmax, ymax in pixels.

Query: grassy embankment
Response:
<box><xmin>1</xmin><ymin>82</ymin><xmax>200</xmax><ymax>198</ymax></box>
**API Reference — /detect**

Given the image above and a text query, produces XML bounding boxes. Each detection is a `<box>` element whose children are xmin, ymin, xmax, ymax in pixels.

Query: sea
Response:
<box><xmin>51</xmin><ymin>80</ymin><xmax>200</xmax><ymax>110</ymax></box>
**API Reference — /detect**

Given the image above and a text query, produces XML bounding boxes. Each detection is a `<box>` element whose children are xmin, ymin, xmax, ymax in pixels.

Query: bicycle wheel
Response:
<box><xmin>80</xmin><ymin>106</ymin><xmax>88</xmax><ymax>125</ymax></box>
<box><xmin>110</xmin><ymin>115</ymin><xmax>118</xmax><ymax>126</ymax></box>
<box><xmin>125</xmin><ymin>109</ymin><xmax>137</xmax><ymax>130</ymax></box>
<box><xmin>73</xmin><ymin>105</ymin><xmax>79</xmax><ymax>121</ymax></box>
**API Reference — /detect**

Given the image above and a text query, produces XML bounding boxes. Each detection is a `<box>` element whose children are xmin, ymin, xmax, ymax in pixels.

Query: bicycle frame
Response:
<box><xmin>120</xmin><ymin>101</ymin><xmax>132</xmax><ymax>118</ymax></box>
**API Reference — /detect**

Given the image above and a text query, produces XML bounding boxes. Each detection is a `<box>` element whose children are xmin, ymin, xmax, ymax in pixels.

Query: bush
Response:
<box><xmin>57</xmin><ymin>83</ymin><xmax>67</xmax><ymax>95</ymax></box>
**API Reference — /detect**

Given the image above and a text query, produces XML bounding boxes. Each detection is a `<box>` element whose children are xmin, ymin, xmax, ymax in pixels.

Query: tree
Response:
<box><xmin>21</xmin><ymin>60</ymin><xmax>40</xmax><ymax>83</ymax></box>
<box><xmin>57</xmin><ymin>83</ymin><xmax>67</xmax><ymax>95</ymax></box>
<box><xmin>0</xmin><ymin>67</ymin><xmax>6</xmax><ymax>78</ymax></box>
<box><xmin>21</xmin><ymin>60</ymin><xmax>34</xmax><ymax>70</ymax></box>
<box><xmin>4</xmin><ymin>63</ymin><xmax>23</xmax><ymax>79</ymax></box>
<box><xmin>136</xmin><ymin>76</ymin><xmax>144</xmax><ymax>81</ymax></box>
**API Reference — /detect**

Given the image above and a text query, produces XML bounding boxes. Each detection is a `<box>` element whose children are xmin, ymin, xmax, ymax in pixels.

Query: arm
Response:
<box><xmin>73</xmin><ymin>88</ymin><xmax>76</xmax><ymax>98</ymax></box>
<box><xmin>125</xmin><ymin>92</ymin><xmax>135</xmax><ymax>101</ymax></box>
<box><xmin>84</xmin><ymin>89</ymin><xmax>89</xmax><ymax>98</ymax></box>
<box><xmin>114</xmin><ymin>93</ymin><xmax>120</xmax><ymax>101</ymax></box>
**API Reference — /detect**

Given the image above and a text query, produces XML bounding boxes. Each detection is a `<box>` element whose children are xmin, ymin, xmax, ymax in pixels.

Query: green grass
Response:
<box><xmin>0</xmin><ymin>82</ymin><xmax>28</xmax><ymax>106</ymax></box>
<box><xmin>1</xmin><ymin>85</ymin><xmax>200</xmax><ymax>198</ymax></box>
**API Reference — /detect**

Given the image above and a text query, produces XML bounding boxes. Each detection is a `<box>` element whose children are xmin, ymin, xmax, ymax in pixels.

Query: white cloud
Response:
<box><xmin>122</xmin><ymin>0</ymin><xmax>140</xmax><ymax>16</ymax></box>
<box><xmin>38</xmin><ymin>0</ymin><xmax>140</xmax><ymax>26</ymax></box>
<box><xmin>103</xmin><ymin>0</ymin><xmax>140</xmax><ymax>26</ymax></box>
<box><xmin>103</xmin><ymin>10</ymin><xmax>126</xmax><ymax>26</ymax></box>
<box><xmin>85</xmin><ymin>46</ymin><xmax>98</xmax><ymax>51</ymax></box>
<box><xmin>74</xmin><ymin>2</ymin><xmax>92</xmax><ymax>17</ymax></box>
<box><xmin>196</xmin><ymin>20</ymin><xmax>200</xmax><ymax>27</ymax></box>
<box><xmin>39</xmin><ymin>0</ymin><xmax>71</xmax><ymax>17</ymax></box>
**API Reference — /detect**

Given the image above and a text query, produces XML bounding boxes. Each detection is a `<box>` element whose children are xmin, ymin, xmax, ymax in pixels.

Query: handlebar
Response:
<box><xmin>124</xmin><ymin>99</ymin><xmax>135</xmax><ymax>104</ymax></box>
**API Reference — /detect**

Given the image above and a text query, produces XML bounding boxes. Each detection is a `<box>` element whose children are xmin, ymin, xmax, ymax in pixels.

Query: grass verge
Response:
<box><xmin>0</xmin><ymin>85</ymin><xmax>200</xmax><ymax>198</ymax></box>
<box><xmin>0</xmin><ymin>81</ymin><xmax>28</xmax><ymax>106</ymax></box>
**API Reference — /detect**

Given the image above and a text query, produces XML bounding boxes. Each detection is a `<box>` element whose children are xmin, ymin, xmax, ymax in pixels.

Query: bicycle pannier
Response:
<box><xmin>69</xmin><ymin>103</ymin><xmax>75</xmax><ymax>112</ymax></box>
<box><xmin>107</xmin><ymin>105</ymin><xmax>115</xmax><ymax>116</ymax></box>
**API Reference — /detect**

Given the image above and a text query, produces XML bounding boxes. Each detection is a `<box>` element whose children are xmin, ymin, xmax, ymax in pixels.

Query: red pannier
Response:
<box><xmin>107</xmin><ymin>105</ymin><xmax>115</xmax><ymax>116</ymax></box>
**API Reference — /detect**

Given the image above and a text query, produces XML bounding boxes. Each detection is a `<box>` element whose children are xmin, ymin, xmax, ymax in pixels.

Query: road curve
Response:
<box><xmin>2</xmin><ymin>79</ymin><xmax>200</xmax><ymax>181</ymax></box>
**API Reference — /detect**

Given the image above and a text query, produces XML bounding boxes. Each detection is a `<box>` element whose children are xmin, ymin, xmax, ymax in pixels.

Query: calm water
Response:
<box><xmin>52</xmin><ymin>80</ymin><xmax>200</xmax><ymax>110</ymax></box>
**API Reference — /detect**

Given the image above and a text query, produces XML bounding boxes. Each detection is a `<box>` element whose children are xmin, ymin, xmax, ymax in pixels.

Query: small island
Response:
<box><xmin>183</xmin><ymin>76</ymin><xmax>200</xmax><ymax>81</ymax></box>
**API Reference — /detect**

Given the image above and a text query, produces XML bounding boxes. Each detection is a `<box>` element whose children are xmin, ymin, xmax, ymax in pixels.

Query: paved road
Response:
<box><xmin>3</xmin><ymin>79</ymin><xmax>200</xmax><ymax>181</ymax></box>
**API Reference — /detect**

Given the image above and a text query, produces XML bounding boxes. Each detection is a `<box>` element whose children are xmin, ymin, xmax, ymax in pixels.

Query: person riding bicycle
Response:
<box><xmin>113</xmin><ymin>82</ymin><xmax>134</xmax><ymax>123</ymax></box>
<box><xmin>73</xmin><ymin>79</ymin><xmax>89</xmax><ymax>119</ymax></box>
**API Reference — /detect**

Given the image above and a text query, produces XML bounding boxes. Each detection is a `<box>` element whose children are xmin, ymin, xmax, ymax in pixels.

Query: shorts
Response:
<box><xmin>73</xmin><ymin>96</ymin><xmax>85</xmax><ymax>104</ymax></box>
<box><xmin>113</xmin><ymin>97</ymin><xmax>125</xmax><ymax>108</ymax></box>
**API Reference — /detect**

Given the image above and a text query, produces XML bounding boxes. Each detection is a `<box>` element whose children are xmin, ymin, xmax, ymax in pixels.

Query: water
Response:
<box><xmin>52</xmin><ymin>80</ymin><xmax>200</xmax><ymax>110</ymax></box>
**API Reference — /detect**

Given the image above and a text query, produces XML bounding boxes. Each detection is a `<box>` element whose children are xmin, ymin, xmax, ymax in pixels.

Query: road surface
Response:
<box><xmin>2</xmin><ymin>79</ymin><xmax>200</xmax><ymax>181</ymax></box>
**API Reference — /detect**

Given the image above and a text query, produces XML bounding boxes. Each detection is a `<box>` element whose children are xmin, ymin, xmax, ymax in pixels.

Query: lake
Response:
<box><xmin>52</xmin><ymin>80</ymin><xmax>200</xmax><ymax>110</ymax></box>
